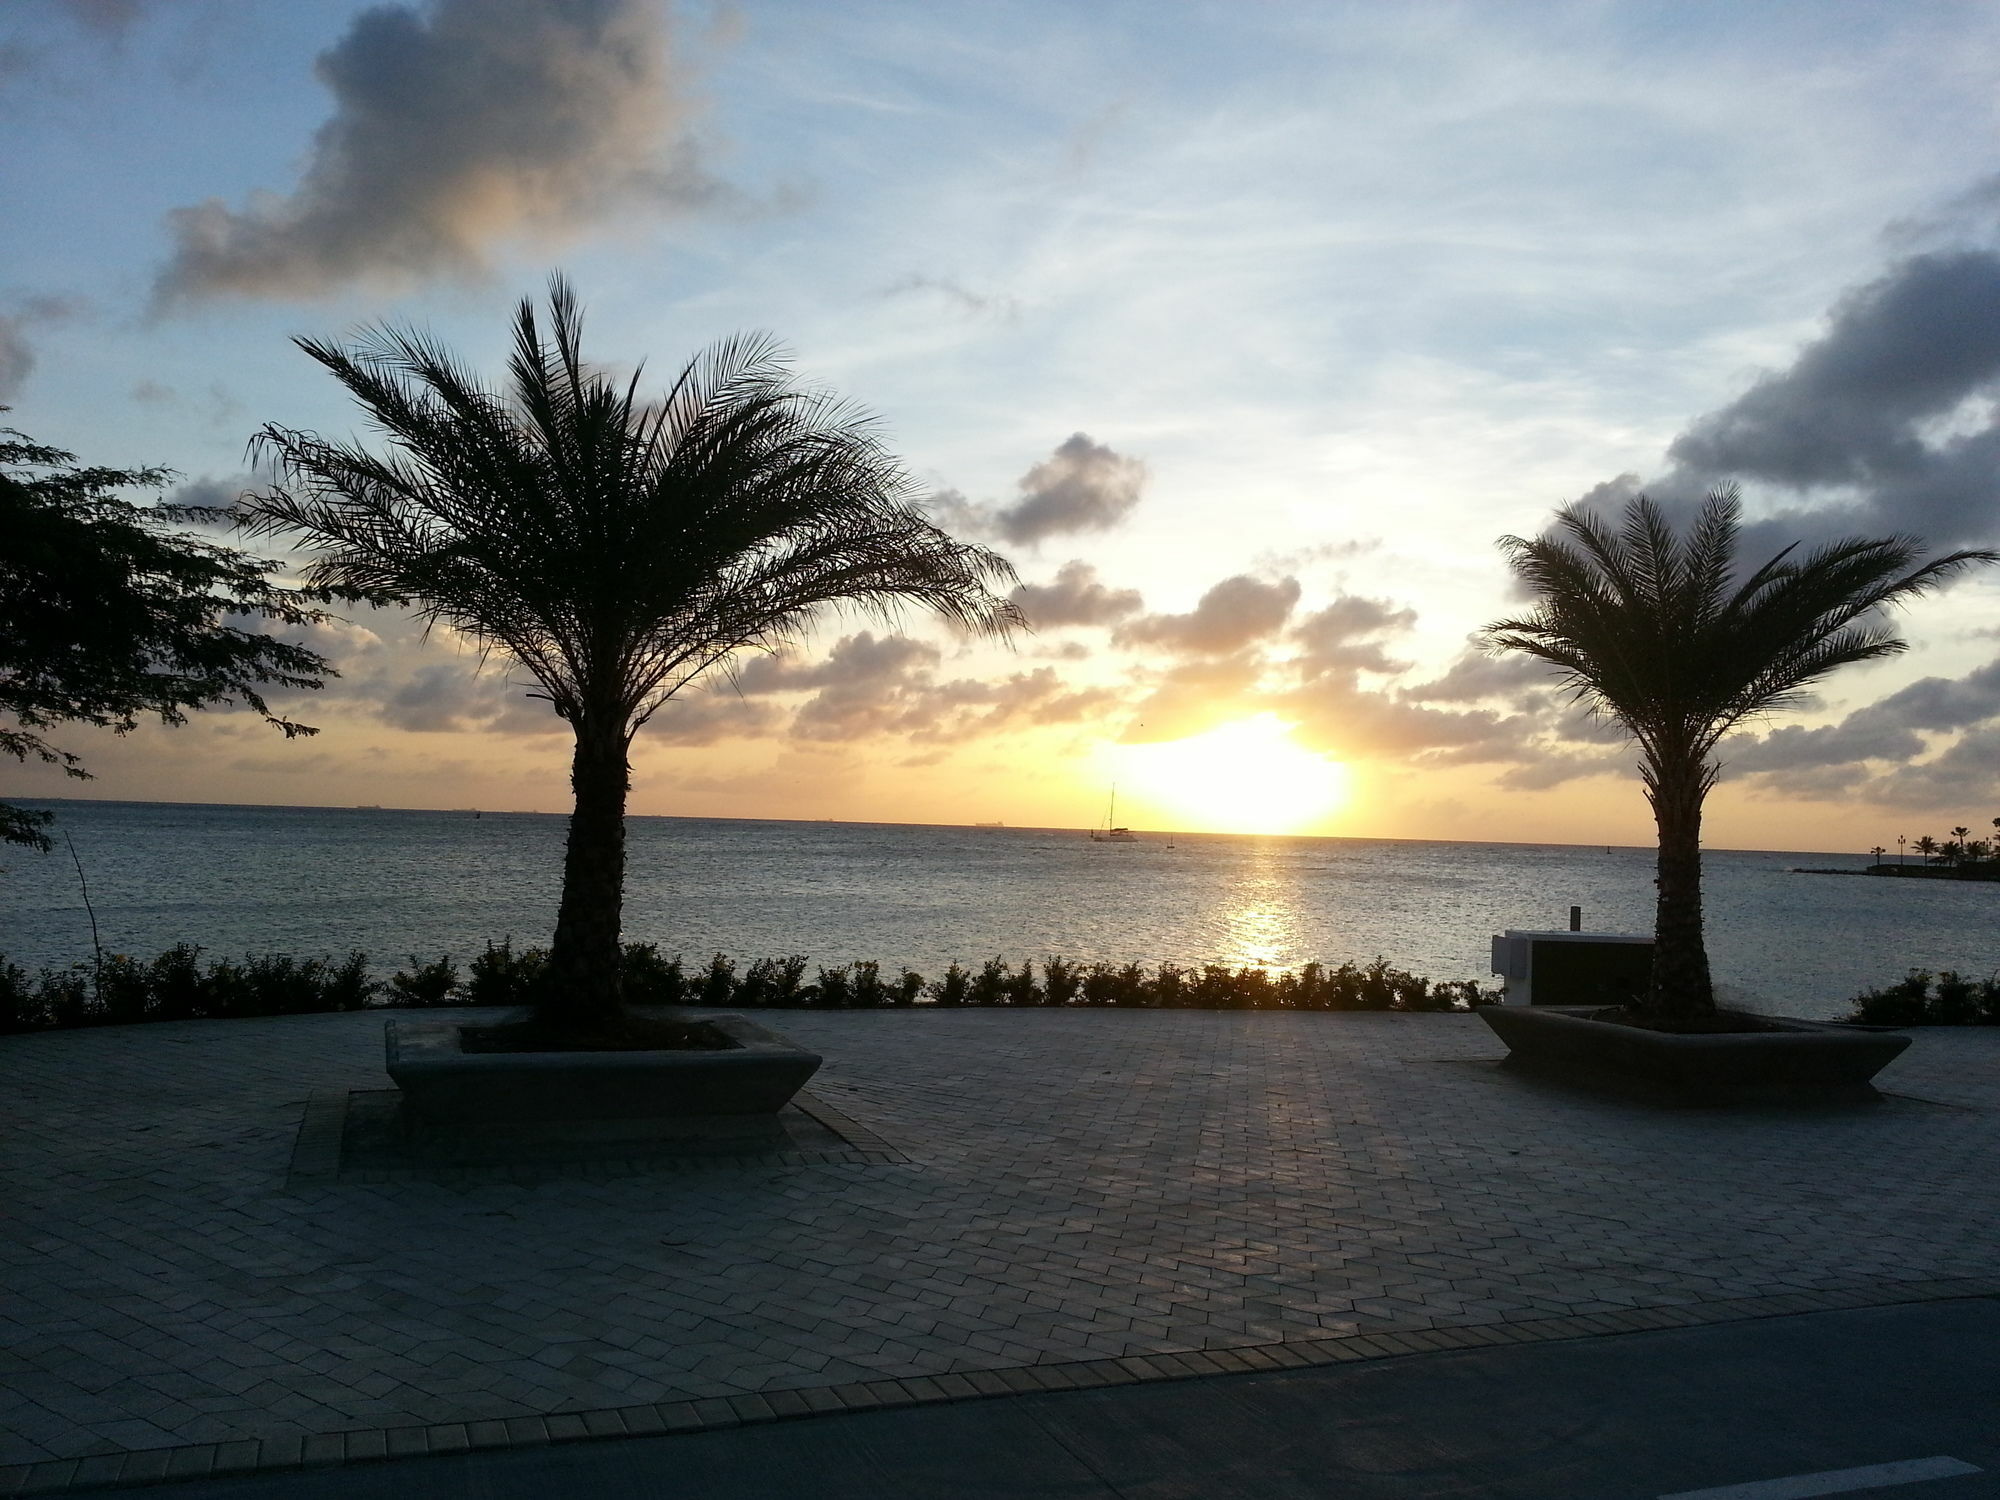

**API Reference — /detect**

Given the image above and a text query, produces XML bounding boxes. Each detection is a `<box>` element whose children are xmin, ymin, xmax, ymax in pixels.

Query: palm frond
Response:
<box><xmin>241</xmin><ymin>278</ymin><xmax>1023</xmax><ymax>731</ymax></box>
<box><xmin>1482</xmin><ymin>487</ymin><xmax>1998</xmax><ymax>771</ymax></box>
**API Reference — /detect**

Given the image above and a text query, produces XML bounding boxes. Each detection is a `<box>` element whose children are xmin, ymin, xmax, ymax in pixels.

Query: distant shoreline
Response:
<box><xmin>5</xmin><ymin>795</ymin><xmax>1864</xmax><ymax>859</ymax></box>
<box><xmin>1795</xmin><ymin>864</ymin><xmax>2000</xmax><ymax>883</ymax></box>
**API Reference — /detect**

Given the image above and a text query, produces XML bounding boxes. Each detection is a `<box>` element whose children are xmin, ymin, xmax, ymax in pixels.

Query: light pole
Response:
<box><xmin>1898</xmin><ymin>834</ymin><xmax>1907</xmax><ymax>867</ymax></box>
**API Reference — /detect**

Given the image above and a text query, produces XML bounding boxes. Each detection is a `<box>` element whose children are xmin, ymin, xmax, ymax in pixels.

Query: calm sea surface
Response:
<box><xmin>2</xmin><ymin>800</ymin><xmax>1993</xmax><ymax>1018</ymax></box>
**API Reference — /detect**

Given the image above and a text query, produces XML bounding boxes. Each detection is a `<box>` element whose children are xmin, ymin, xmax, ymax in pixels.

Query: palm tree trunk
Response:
<box><xmin>543</xmin><ymin>715</ymin><xmax>630</xmax><ymax>1031</ymax></box>
<box><xmin>1645</xmin><ymin>759</ymin><xmax>1715</xmax><ymax>1018</ymax></box>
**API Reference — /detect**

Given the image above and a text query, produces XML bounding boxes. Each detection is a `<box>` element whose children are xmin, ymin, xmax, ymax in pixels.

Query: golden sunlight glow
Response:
<box><xmin>1111</xmin><ymin>715</ymin><xmax>1350</xmax><ymax>835</ymax></box>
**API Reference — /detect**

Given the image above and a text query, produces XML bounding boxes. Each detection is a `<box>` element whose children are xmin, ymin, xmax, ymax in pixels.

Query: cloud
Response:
<box><xmin>1010</xmin><ymin>560</ymin><xmax>1143</xmax><ymax>629</ymax></box>
<box><xmin>721</xmin><ymin>630</ymin><xmax>1118</xmax><ymax>745</ymax></box>
<box><xmin>1725</xmin><ymin>656</ymin><xmax>2000</xmax><ymax>775</ymax></box>
<box><xmin>1403</xmin><ymin>644</ymin><xmax>1551</xmax><ymax>706</ymax></box>
<box><xmin>1119</xmin><ymin>652</ymin><xmax>1268</xmax><ymax>743</ymax></box>
<box><xmin>135</xmin><ymin>382</ymin><xmax>243</xmax><ymax>428</ymax></box>
<box><xmin>378</xmin><ymin>661</ymin><xmax>503</xmax><ymax>733</ymax></box>
<box><xmin>152</xmin><ymin>0</ymin><xmax>717</xmax><ymax>307</ymax></box>
<box><xmin>0</xmin><ymin>40</ymin><xmax>37</xmax><ymax>84</ymax></box>
<box><xmin>881</xmin><ymin>272</ymin><xmax>1020</xmax><ymax>322</ymax></box>
<box><xmin>1638</xmin><ymin>248</ymin><xmax>2000</xmax><ymax>548</ymax></box>
<box><xmin>1290</xmin><ymin>594</ymin><xmax>1416</xmax><ymax>678</ymax></box>
<box><xmin>63</xmin><ymin>0</ymin><xmax>146</xmax><ymax>36</ymax></box>
<box><xmin>1116</xmin><ymin>574</ymin><xmax>1300</xmax><ymax>656</ymax></box>
<box><xmin>925</xmin><ymin>434</ymin><xmax>1148</xmax><ymax>546</ymax></box>
<box><xmin>167</xmin><ymin>473</ymin><xmax>256</xmax><ymax>513</ymax></box>
<box><xmin>0</xmin><ymin>295</ymin><xmax>79</xmax><ymax>401</ymax></box>
<box><xmin>639</xmin><ymin>687</ymin><xmax>782</xmax><ymax>745</ymax></box>
<box><xmin>993</xmin><ymin>433</ymin><xmax>1147</xmax><ymax>545</ymax></box>
<box><xmin>0</xmin><ymin>318</ymin><xmax>34</xmax><ymax>403</ymax></box>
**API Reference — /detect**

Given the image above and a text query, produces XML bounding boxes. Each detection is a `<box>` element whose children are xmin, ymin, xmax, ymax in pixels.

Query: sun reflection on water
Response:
<box><xmin>1216</xmin><ymin>845</ymin><xmax>1301</xmax><ymax>971</ymax></box>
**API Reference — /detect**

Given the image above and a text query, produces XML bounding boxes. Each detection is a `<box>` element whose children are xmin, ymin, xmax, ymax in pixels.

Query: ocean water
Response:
<box><xmin>1</xmin><ymin>799</ymin><xmax>1993</xmax><ymax>1019</ymax></box>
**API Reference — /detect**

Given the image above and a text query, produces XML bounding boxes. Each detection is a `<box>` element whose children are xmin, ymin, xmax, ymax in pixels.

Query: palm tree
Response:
<box><xmin>1949</xmin><ymin>826</ymin><xmax>1972</xmax><ymax>866</ymax></box>
<box><xmin>244</xmin><ymin>278</ymin><xmax>1020</xmax><ymax>1037</ymax></box>
<box><xmin>1916</xmin><ymin>835</ymin><xmax>1939</xmax><ymax>863</ymax></box>
<box><xmin>1486</xmin><ymin>488</ymin><xmax>1993</xmax><ymax>1020</ymax></box>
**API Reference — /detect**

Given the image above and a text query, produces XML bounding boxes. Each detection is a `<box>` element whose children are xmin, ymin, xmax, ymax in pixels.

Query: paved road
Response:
<box><xmin>88</xmin><ymin>1300</ymin><xmax>2000</xmax><ymax>1500</ymax></box>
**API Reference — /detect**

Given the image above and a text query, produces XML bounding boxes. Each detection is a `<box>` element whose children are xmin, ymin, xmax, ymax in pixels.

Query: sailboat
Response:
<box><xmin>1090</xmin><ymin>786</ymin><xmax>1138</xmax><ymax>843</ymax></box>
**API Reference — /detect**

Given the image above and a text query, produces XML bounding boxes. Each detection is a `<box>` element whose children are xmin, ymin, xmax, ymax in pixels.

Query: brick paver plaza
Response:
<box><xmin>3</xmin><ymin>1008</ymin><xmax>1998</xmax><ymax>1490</ymax></box>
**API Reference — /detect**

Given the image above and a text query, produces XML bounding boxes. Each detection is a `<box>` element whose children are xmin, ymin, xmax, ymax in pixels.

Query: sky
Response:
<box><xmin>8</xmin><ymin>0</ymin><xmax>2000</xmax><ymax>851</ymax></box>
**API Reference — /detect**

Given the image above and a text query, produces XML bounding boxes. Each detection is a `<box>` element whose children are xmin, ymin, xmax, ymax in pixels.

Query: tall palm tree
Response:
<box><xmin>1486</xmin><ymin>488</ymin><xmax>1993</xmax><ymax>1020</ymax></box>
<box><xmin>1916</xmin><ymin>835</ymin><xmax>1940</xmax><ymax>863</ymax></box>
<box><xmin>244</xmin><ymin>277</ymin><xmax>1020</xmax><ymax>1037</ymax></box>
<box><xmin>1949</xmin><ymin>826</ymin><xmax>1973</xmax><ymax>866</ymax></box>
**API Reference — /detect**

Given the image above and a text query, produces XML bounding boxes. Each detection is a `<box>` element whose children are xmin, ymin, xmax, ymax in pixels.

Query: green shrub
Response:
<box><xmin>1004</xmin><ymin>959</ymin><xmax>1040</xmax><ymax>1007</ymax></box>
<box><xmin>0</xmin><ymin>957</ymin><xmax>32</xmax><ymax>1032</ymax></box>
<box><xmin>622</xmin><ymin>944</ymin><xmax>687</xmax><ymax>1004</ymax></box>
<box><xmin>812</xmin><ymin>964</ymin><xmax>852</xmax><ymax>1008</ymax></box>
<box><xmin>0</xmin><ymin>940</ymin><xmax>1497</xmax><ymax>1032</ymax></box>
<box><xmin>927</xmin><ymin>962</ymin><xmax>969</xmax><ymax>1006</ymax></box>
<box><xmin>145</xmin><ymin>943</ymin><xmax>209</xmax><ymax>1021</ymax></box>
<box><xmin>387</xmin><ymin>955</ymin><xmax>460</xmax><ymax>1007</ymax></box>
<box><xmin>851</xmin><ymin>960</ymin><xmax>886</xmax><ymax>1008</ymax></box>
<box><xmin>700</xmin><ymin>953</ymin><xmax>736</xmax><ymax>1006</ymax></box>
<box><xmin>1848</xmin><ymin>969</ymin><xmax>2000</xmax><ymax>1025</ymax></box>
<box><xmin>1042</xmin><ymin>956</ymin><xmax>1080</xmax><ymax>1007</ymax></box>
<box><xmin>969</xmin><ymin>956</ymin><xmax>1010</xmax><ymax>1007</ymax></box>
<box><xmin>465</xmin><ymin>938</ymin><xmax>545</xmax><ymax>1006</ymax></box>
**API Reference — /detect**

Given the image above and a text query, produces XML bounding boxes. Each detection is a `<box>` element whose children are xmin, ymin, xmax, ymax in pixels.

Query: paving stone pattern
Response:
<box><xmin>3</xmin><ymin>1009</ymin><xmax>1998</xmax><ymax>1479</ymax></box>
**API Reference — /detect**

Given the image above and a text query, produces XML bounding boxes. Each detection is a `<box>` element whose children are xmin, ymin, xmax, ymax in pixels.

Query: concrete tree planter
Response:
<box><xmin>1476</xmin><ymin>1004</ymin><xmax>1910</xmax><ymax>1104</ymax></box>
<box><xmin>385</xmin><ymin>1009</ymin><xmax>822</xmax><ymax>1143</ymax></box>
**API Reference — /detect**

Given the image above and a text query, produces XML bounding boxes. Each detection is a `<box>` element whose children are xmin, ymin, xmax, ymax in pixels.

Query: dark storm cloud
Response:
<box><xmin>1725</xmin><ymin>656</ymin><xmax>2000</xmax><ymax>774</ymax></box>
<box><xmin>1115</xmin><ymin>575</ymin><xmax>1300</xmax><ymax>656</ymax></box>
<box><xmin>993</xmin><ymin>433</ymin><xmax>1146</xmax><ymax>545</ymax></box>
<box><xmin>153</xmin><ymin>0</ymin><xmax>715</xmax><ymax>306</ymax></box>
<box><xmin>1010</xmin><ymin>561</ymin><xmax>1143</xmax><ymax>629</ymax></box>
<box><xmin>1650</xmin><ymin>249</ymin><xmax>2000</xmax><ymax>547</ymax></box>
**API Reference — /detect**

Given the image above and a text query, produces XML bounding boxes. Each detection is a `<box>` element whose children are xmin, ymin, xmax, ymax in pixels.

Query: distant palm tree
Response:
<box><xmin>1487</xmin><ymin>488</ymin><xmax>1993</xmax><ymax>1019</ymax></box>
<box><xmin>1950</xmin><ymin>826</ymin><xmax>1973</xmax><ymax>866</ymax></box>
<box><xmin>1916</xmin><ymin>835</ymin><xmax>1939</xmax><ymax>863</ymax></box>
<box><xmin>245</xmin><ymin>277</ymin><xmax>1020</xmax><ymax>1035</ymax></box>
<box><xmin>1870</xmin><ymin>846</ymin><xmax>1886</xmax><ymax>864</ymax></box>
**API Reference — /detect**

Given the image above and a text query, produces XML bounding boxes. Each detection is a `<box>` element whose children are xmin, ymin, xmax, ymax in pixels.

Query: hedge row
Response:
<box><xmin>1847</xmin><ymin>970</ymin><xmax>2000</xmax><ymax>1026</ymax></box>
<box><xmin>0</xmin><ymin>938</ymin><xmax>1496</xmax><ymax>1033</ymax></box>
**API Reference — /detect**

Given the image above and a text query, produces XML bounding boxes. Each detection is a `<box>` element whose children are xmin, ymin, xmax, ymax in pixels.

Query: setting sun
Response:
<box><xmin>1110</xmin><ymin>715</ymin><xmax>1350</xmax><ymax>835</ymax></box>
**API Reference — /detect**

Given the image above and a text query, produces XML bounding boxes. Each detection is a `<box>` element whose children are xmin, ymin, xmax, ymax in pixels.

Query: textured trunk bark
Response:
<box><xmin>543</xmin><ymin>715</ymin><xmax>631</xmax><ymax>1032</ymax></box>
<box><xmin>1645</xmin><ymin>758</ymin><xmax>1715</xmax><ymax>1018</ymax></box>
